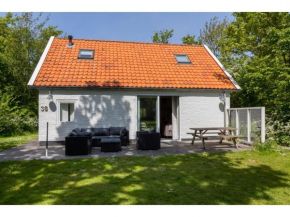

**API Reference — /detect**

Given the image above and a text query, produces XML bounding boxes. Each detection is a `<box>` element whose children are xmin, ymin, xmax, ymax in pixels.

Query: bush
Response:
<box><xmin>0</xmin><ymin>92</ymin><xmax>37</xmax><ymax>135</ymax></box>
<box><xmin>252</xmin><ymin>139</ymin><xmax>281</xmax><ymax>153</ymax></box>
<box><xmin>266</xmin><ymin>112</ymin><xmax>290</xmax><ymax>147</ymax></box>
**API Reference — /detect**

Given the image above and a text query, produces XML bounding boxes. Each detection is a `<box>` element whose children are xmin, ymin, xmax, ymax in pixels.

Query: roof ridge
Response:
<box><xmin>55</xmin><ymin>37</ymin><xmax>204</xmax><ymax>47</ymax></box>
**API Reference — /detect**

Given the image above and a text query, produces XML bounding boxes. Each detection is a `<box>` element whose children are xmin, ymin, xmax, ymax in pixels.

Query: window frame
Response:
<box><xmin>174</xmin><ymin>54</ymin><xmax>191</xmax><ymax>64</ymax></box>
<box><xmin>57</xmin><ymin>100</ymin><xmax>77</xmax><ymax>123</ymax></box>
<box><xmin>78</xmin><ymin>49</ymin><xmax>95</xmax><ymax>59</ymax></box>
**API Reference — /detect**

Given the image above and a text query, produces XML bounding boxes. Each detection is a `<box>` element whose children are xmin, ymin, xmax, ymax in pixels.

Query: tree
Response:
<box><xmin>198</xmin><ymin>16</ymin><xmax>229</xmax><ymax>57</ymax></box>
<box><xmin>221</xmin><ymin>12</ymin><xmax>290</xmax><ymax>145</ymax></box>
<box><xmin>152</xmin><ymin>29</ymin><xmax>174</xmax><ymax>43</ymax></box>
<box><xmin>0</xmin><ymin>13</ymin><xmax>63</xmax><ymax>114</ymax></box>
<box><xmin>222</xmin><ymin>12</ymin><xmax>290</xmax><ymax>108</ymax></box>
<box><xmin>181</xmin><ymin>34</ymin><xmax>199</xmax><ymax>45</ymax></box>
<box><xmin>0</xmin><ymin>13</ymin><xmax>63</xmax><ymax>135</ymax></box>
<box><xmin>222</xmin><ymin>13</ymin><xmax>290</xmax><ymax>59</ymax></box>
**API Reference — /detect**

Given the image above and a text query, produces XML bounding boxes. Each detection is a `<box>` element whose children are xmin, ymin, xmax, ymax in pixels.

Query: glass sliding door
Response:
<box><xmin>138</xmin><ymin>96</ymin><xmax>158</xmax><ymax>131</ymax></box>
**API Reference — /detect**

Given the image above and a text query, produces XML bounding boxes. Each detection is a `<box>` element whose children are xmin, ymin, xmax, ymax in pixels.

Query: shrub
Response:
<box><xmin>266</xmin><ymin>112</ymin><xmax>290</xmax><ymax>147</ymax></box>
<box><xmin>252</xmin><ymin>138</ymin><xmax>281</xmax><ymax>153</ymax></box>
<box><xmin>0</xmin><ymin>92</ymin><xmax>37</xmax><ymax>135</ymax></box>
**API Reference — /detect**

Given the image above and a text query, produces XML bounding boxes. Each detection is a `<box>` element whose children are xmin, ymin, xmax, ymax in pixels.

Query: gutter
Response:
<box><xmin>28</xmin><ymin>85</ymin><xmax>239</xmax><ymax>92</ymax></box>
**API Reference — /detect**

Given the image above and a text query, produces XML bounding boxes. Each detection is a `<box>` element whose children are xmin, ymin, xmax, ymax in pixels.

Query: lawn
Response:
<box><xmin>0</xmin><ymin>150</ymin><xmax>290</xmax><ymax>205</ymax></box>
<box><xmin>0</xmin><ymin>132</ymin><xmax>38</xmax><ymax>152</ymax></box>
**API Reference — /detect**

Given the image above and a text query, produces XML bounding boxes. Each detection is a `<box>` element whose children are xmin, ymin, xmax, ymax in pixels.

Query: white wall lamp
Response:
<box><xmin>219</xmin><ymin>92</ymin><xmax>225</xmax><ymax>103</ymax></box>
<box><xmin>47</xmin><ymin>91</ymin><xmax>53</xmax><ymax>101</ymax></box>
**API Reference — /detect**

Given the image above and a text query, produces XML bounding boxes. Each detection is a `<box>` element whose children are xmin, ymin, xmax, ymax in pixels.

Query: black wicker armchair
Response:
<box><xmin>136</xmin><ymin>131</ymin><xmax>161</xmax><ymax>150</ymax></box>
<box><xmin>65</xmin><ymin>136</ymin><xmax>92</xmax><ymax>156</ymax></box>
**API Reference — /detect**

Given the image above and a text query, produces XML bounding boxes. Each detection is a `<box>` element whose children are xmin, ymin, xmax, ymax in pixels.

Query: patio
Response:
<box><xmin>0</xmin><ymin>139</ymin><xmax>251</xmax><ymax>161</ymax></box>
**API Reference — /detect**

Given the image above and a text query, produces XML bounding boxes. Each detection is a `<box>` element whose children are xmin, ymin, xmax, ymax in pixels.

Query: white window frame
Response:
<box><xmin>174</xmin><ymin>54</ymin><xmax>191</xmax><ymax>64</ymax></box>
<box><xmin>78</xmin><ymin>49</ymin><xmax>94</xmax><ymax>59</ymax></box>
<box><xmin>57</xmin><ymin>99</ymin><xmax>77</xmax><ymax>123</ymax></box>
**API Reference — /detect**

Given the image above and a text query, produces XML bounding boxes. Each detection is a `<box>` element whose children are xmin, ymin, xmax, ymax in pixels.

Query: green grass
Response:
<box><xmin>0</xmin><ymin>150</ymin><xmax>290</xmax><ymax>204</ymax></box>
<box><xmin>0</xmin><ymin>132</ymin><xmax>38</xmax><ymax>152</ymax></box>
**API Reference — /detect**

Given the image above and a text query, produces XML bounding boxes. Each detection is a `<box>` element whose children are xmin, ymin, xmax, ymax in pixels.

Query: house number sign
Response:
<box><xmin>41</xmin><ymin>106</ymin><xmax>48</xmax><ymax>112</ymax></box>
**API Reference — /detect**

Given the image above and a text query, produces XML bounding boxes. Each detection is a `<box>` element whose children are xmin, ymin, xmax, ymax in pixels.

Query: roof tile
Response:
<box><xmin>33</xmin><ymin>38</ymin><xmax>237</xmax><ymax>90</ymax></box>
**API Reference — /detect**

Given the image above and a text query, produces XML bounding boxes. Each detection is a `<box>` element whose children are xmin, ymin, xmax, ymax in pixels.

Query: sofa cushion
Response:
<box><xmin>69</xmin><ymin>131</ymin><xmax>78</xmax><ymax>137</ymax></box>
<box><xmin>92</xmin><ymin>136</ymin><xmax>111</xmax><ymax>140</ymax></box>
<box><xmin>72</xmin><ymin>128</ymin><xmax>81</xmax><ymax>133</ymax></box>
<box><xmin>81</xmin><ymin>128</ymin><xmax>93</xmax><ymax>133</ymax></box>
<box><xmin>92</xmin><ymin>128</ymin><xmax>110</xmax><ymax>136</ymax></box>
<box><xmin>101</xmin><ymin>138</ymin><xmax>121</xmax><ymax>144</ymax></box>
<box><xmin>120</xmin><ymin>127</ymin><xmax>127</xmax><ymax>137</ymax></box>
<box><xmin>76</xmin><ymin>131</ymin><xmax>91</xmax><ymax>136</ymax></box>
<box><xmin>110</xmin><ymin>127</ymin><xmax>125</xmax><ymax>136</ymax></box>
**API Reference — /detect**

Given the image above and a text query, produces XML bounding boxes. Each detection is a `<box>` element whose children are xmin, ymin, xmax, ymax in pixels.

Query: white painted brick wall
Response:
<box><xmin>179</xmin><ymin>92</ymin><xmax>230</xmax><ymax>139</ymax></box>
<box><xmin>39</xmin><ymin>89</ymin><xmax>230</xmax><ymax>143</ymax></box>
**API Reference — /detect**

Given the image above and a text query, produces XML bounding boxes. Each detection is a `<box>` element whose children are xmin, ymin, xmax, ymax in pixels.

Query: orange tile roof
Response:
<box><xmin>33</xmin><ymin>38</ymin><xmax>237</xmax><ymax>90</ymax></box>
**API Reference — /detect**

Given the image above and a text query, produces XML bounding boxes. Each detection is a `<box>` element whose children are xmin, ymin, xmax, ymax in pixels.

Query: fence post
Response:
<box><xmin>247</xmin><ymin>109</ymin><xmax>251</xmax><ymax>143</ymax></box>
<box><xmin>261</xmin><ymin>107</ymin><xmax>266</xmax><ymax>143</ymax></box>
<box><xmin>235</xmin><ymin>109</ymin><xmax>239</xmax><ymax>135</ymax></box>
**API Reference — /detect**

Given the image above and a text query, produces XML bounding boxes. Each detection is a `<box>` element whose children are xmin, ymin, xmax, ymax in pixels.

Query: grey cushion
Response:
<box><xmin>76</xmin><ymin>131</ymin><xmax>91</xmax><ymax>136</ymax></box>
<box><xmin>101</xmin><ymin>138</ymin><xmax>121</xmax><ymax>144</ymax></box>
<box><xmin>120</xmin><ymin>127</ymin><xmax>127</xmax><ymax>137</ymax></box>
<box><xmin>69</xmin><ymin>131</ymin><xmax>78</xmax><ymax>137</ymax></box>
<box><xmin>110</xmin><ymin>127</ymin><xmax>125</xmax><ymax>136</ymax></box>
<box><xmin>81</xmin><ymin>128</ymin><xmax>93</xmax><ymax>133</ymax></box>
<box><xmin>92</xmin><ymin>136</ymin><xmax>111</xmax><ymax>140</ymax></box>
<box><xmin>72</xmin><ymin>128</ymin><xmax>81</xmax><ymax>133</ymax></box>
<box><xmin>93</xmin><ymin>128</ymin><xmax>110</xmax><ymax>136</ymax></box>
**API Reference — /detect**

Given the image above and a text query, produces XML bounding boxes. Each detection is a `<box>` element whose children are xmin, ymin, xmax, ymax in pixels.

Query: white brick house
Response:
<box><xmin>28</xmin><ymin>36</ymin><xmax>240</xmax><ymax>145</ymax></box>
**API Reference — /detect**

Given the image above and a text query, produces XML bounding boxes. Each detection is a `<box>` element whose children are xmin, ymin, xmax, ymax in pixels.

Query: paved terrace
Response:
<box><xmin>0</xmin><ymin>140</ymin><xmax>252</xmax><ymax>161</ymax></box>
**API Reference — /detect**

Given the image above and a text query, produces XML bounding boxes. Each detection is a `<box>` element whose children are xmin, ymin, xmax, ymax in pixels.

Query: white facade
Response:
<box><xmin>38</xmin><ymin>89</ymin><xmax>230</xmax><ymax>144</ymax></box>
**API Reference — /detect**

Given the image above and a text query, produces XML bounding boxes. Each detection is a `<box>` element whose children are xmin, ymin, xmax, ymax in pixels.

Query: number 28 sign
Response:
<box><xmin>41</xmin><ymin>106</ymin><xmax>48</xmax><ymax>112</ymax></box>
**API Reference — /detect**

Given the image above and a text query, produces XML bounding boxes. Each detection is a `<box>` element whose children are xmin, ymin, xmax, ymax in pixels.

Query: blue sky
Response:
<box><xmin>1</xmin><ymin>12</ymin><xmax>233</xmax><ymax>44</ymax></box>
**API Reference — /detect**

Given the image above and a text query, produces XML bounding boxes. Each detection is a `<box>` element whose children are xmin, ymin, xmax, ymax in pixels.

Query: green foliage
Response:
<box><xmin>0</xmin><ymin>91</ymin><xmax>37</xmax><ymax>135</ymax></box>
<box><xmin>152</xmin><ymin>29</ymin><xmax>174</xmax><ymax>43</ymax></box>
<box><xmin>198</xmin><ymin>16</ymin><xmax>229</xmax><ymax>57</ymax></box>
<box><xmin>266</xmin><ymin>111</ymin><xmax>290</xmax><ymax>147</ymax></box>
<box><xmin>0</xmin><ymin>13</ymin><xmax>63</xmax><ymax>113</ymax></box>
<box><xmin>181</xmin><ymin>34</ymin><xmax>199</xmax><ymax>45</ymax></box>
<box><xmin>252</xmin><ymin>138</ymin><xmax>282</xmax><ymax>154</ymax></box>
<box><xmin>220</xmin><ymin>13</ymin><xmax>290</xmax><ymax>146</ymax></box>
<box><xmin>0</xmin><ymin>13</ymin><xmax>63</xmax><ymax>135</ymax></box>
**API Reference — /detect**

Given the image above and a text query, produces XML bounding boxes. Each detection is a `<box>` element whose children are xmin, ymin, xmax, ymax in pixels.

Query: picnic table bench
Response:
<box><xmin>187</xmin><ymin>127</ymin><xmax>246</xmax><ymax>150</ymax></box>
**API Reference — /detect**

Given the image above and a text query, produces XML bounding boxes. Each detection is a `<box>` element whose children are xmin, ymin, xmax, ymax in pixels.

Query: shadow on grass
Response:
<box><xmin>0</xmin><ymin>152</ymin><xmax>289</xmax><ymax>204</ymax></box>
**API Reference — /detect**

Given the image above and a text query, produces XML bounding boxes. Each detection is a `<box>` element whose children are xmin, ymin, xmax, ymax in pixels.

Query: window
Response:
<box><xmin>174</xmin><ymin>54</ymin><xmax>191</xmax><ymax>64</ymax></box>
<box><xmin>60</xmin><ymin>103</ymin><xmax>75</xmax><ymax>122</ymax></box>
<box><xmin>78</xmin><ymin>49</ymin><xmax>94</xmax><ymax>59</ymax></box>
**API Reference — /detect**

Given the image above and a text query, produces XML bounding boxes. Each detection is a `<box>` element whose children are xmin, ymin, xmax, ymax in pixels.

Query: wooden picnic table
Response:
<box><xmin>187</xmin><ymin>127</ymin><xmax>243</xmax><ymax>150</ymax></box>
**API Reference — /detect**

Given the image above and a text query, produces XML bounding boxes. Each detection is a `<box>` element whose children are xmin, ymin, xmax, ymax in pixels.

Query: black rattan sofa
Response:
<box><xmin>91</xmin><ymin>127</ymin><xmax>129</xmax><ymax>147</ymax></box>
<box><xmin>136</xmin><ymin>131</ymin><xmax>161</xmax><ymax>150</ymax></box>
<box><xmin>65</xmin><ymin>127</ymin><xmax>129</xmax><ymax>156</ymax></box>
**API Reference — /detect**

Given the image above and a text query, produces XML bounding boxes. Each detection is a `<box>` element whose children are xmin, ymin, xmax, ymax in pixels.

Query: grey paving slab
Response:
<box><xmin>0</xmin><ymin>139</ymin><xmax>252</xmax><ymax>162</ymax></box>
